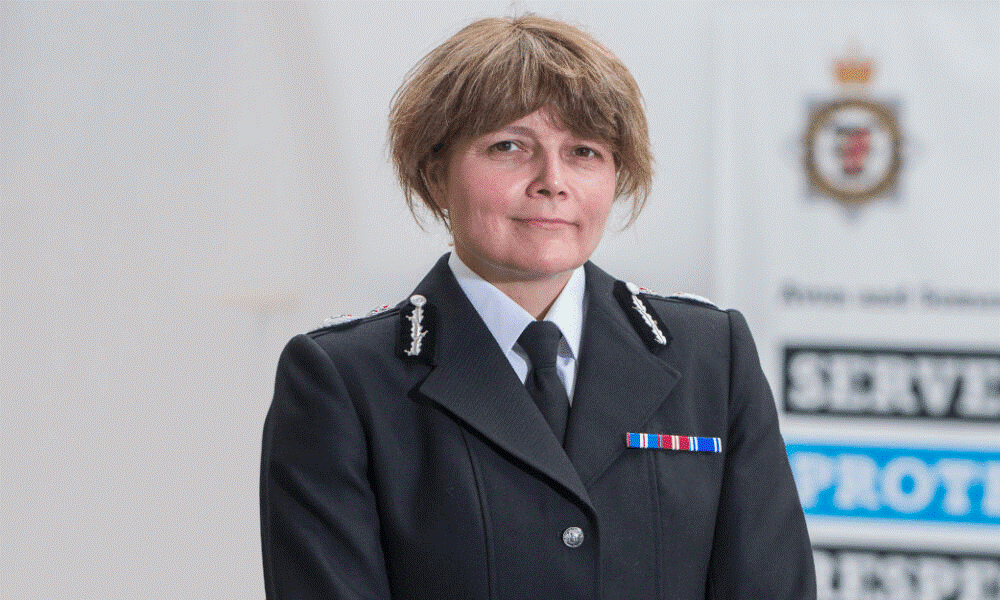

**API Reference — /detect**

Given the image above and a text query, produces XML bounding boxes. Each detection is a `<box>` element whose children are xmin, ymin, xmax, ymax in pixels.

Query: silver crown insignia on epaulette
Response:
<box><xmin>626</xmin><ymin>282</ymin><xmax>720</xmax><ymax>310</ymax></box>
<box><xmin>313</xmin><ymin>314</ymin><xmax>360</xmax><ymax>330</ymax></box>
<box><xmin>667</xmin><ymin>292</ymin><xmax>719</xmax><ymax>309</ymax></box>
<box><xmin>314</xmin><ymin>304</ymin><xmax>393</xmax><ymax>331</ymax></box>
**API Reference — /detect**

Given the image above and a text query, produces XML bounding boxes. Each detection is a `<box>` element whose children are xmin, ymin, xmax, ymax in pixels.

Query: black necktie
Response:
<box><xmin>517</xmin><ymin>320</ymin><xmax>570</xmax><ymax>444</ymax></box>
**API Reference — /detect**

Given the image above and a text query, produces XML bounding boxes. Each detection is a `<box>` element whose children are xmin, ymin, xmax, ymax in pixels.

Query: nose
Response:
<box><xmin>527</xmin><ymin>151</ymin><xmax>568</xmax><ymax>199</ymax></box>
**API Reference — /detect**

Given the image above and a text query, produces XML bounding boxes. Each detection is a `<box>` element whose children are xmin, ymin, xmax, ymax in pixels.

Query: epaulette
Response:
<box><xmin>614</xmin><ymin>280</ymin><xmax>671</xmax><ymax>351</ymax></box>
<box><xmin>310</xmin><ymin>304</ymin><xmax>394</xmax><ymax>333</ymax></box>
<box><xmin>620</xmin><ymin>281</ymin><xmax>720</xmax><ymax>310</ymax></box>
<box><xmin>659</xmin><ymin>291</ymin><xmax>720</xmax><ymax>310</ymax></box>
<box><xmin>395</xmin><ymin>294</ymin><xmax>436</xmax><ymax>364</ymax></box>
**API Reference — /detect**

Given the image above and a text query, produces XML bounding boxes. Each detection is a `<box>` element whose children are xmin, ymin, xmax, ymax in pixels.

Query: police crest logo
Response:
<box><xmin>804</xmin><ymin>46</ymin><xmax>903</xmax><ymax>206</ymax></box>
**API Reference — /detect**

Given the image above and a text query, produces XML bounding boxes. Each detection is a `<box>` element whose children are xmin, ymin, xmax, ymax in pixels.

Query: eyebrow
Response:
<box><xmin>492</xmin><ymin>124</ymin><xmax>605</xmax><ymax>146</ymax></box>
<box><xmin>499</xmin><ymin>125</ymin><xmax>535</xmax><ymax>137</ymax></box>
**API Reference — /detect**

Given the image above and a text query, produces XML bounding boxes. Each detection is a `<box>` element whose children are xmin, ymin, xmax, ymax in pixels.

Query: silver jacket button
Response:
<box><xmin>562</xmin><ymin>526</ymin><xmax>584</xmax><ymax>548</ymax></box>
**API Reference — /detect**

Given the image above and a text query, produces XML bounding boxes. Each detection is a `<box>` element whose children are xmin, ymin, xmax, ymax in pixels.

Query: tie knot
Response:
<box><xmin>518</xmin><ymin>320</ymin><xmax>562</xmax><ymax>369</ymax></box>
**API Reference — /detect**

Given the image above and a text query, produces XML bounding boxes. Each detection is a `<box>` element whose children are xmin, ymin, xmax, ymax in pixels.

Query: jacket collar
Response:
<box><xmin>566</xmin><ymin>262</ymin><xmax>681</xmax><ymax>487</ymax></box>
<box><xmin>409</xmin><ymin>254</ymin><xmax>680</xmax><ymax>508</ymax></box>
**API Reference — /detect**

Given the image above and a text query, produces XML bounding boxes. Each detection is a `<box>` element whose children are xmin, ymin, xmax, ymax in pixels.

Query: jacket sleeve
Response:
<box><xmin>260</xmin><ymin>333</ymin><xmax>391</xmax><ymax>600</ymax></box>
<box><xmin>707</xmin><ymin>310</ymin><xmax>816</xmax><ymax>600</ymax></box>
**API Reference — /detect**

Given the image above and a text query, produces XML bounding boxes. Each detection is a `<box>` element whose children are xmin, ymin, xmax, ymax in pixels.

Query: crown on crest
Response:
<box><xmin>834</xmin><ymin>44</ymin><xmax>874</xmax><ymax>87</ymax></box>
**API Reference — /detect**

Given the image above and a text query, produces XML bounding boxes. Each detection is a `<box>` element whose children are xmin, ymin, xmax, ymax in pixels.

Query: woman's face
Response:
<box><xmin>436</xmin><ymin>108</ymin><xmax>617</xmax><ymax>286</ymax></box>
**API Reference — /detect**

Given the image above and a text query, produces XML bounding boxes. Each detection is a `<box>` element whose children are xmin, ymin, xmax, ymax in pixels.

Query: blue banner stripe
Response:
<box><xmin>786</xmin><ymin>443</ymin><xmax>1000</xmax><ymax>526</ymax></box>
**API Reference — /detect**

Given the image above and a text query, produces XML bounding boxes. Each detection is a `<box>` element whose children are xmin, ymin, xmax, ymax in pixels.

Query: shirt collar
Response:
<box><xmin>447</xmin><ymin>252</ymin><xmax>585</xmax><ymax>360</ymax></box>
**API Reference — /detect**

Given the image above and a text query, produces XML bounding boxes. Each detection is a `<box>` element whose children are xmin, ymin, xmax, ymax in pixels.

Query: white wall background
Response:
<box><xmin>2</xmin><ymin>2</ymin><xmax>995</xmax><ymax>598</ymax></box>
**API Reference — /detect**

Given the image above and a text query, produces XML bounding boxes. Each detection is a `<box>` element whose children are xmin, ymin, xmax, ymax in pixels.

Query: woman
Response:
<box><xmin>261</xmin><ymin>15</ymin><xmax>815</xmax><ymax>600</ymax></box>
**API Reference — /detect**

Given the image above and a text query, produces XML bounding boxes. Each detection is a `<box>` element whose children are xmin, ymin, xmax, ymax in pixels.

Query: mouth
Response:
<box><xmin>515</xmin><ymin>217</ymin><xmax>574</xmax><ymax>229</ymax></box>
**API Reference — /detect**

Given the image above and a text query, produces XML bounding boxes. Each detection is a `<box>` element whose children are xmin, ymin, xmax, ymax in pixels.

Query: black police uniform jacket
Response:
<box><xmin>260</xmin><ymin>254</ymin><xmax>816</xmax><ymax>600</ymax></box>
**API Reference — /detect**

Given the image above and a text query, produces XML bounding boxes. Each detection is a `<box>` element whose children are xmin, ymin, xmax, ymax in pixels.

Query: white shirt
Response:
<box><xmin>448</xmin><ymin>252</ymin><xmax>585</xmax><ymax>403</ymax></box>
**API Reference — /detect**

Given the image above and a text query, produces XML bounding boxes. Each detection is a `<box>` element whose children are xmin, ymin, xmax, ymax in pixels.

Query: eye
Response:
<box><xmin>489</xmin><ymin>140</ymin><xmax>521</xmax><ymax>153</ymax></box>
<box><xmin>573</xmin><ymin>145</ymin><xmax>603</xmax><ymax>159</ymax></box>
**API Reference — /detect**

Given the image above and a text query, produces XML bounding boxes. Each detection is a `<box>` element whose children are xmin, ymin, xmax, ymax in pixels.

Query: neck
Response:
<box><xmin>451</xmin><ymin>248</ymin><xmax>577</xmax><ymax>319</ymax></box>
<box><xmin>492</xmin><ymin>274</ymin><xmax>572</xmax><ymax>320</ymax></box>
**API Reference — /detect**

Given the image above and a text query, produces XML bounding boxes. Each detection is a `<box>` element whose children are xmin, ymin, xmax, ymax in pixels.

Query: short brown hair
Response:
<box><xmin>388</xmin><ymin>14</ymin><xmax>653</xmax><ymax>226</ymax></box>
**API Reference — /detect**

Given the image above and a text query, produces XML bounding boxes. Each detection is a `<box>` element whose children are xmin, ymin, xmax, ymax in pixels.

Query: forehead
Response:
<box><xmin>479</xmin><ymin>109</ymin><xmax>607</xmax><ymax>144</ymax></box>
<box><xmin>493</xmin><ymin>110</ymin><xmax>564</xmax><ymax>134</ymax></box>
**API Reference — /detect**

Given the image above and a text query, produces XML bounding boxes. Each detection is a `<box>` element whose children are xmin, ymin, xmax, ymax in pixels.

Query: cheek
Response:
<box><xmin>449</xmin><ymin>188</ymin><xmax>514</xmax><ymax>243</ymax></box>
<box><xmin>586</xmin><ymin>179</ymin><xmax>617</xmax><ymax>224</ymax></box>
<box><xmin>451</xmin><ymin>168</ymin><xmax>512</xmax><ymax>210</ymax></box>
<box><xmin>466</xmin><ymin>185</ymin><xmax>519</xmax><ymax>229</ymax></box>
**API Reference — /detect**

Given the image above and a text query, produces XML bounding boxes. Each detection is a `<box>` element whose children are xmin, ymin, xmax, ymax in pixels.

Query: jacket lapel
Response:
<box><xmin>564</xmin><ymin>262</ymin><xmax>681</xmax><ymax>487</ymax></box>
<box><xmin>410</xmin><ymin>255</ymin><xmax>592</xmax><ymax>508</ymax></box>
